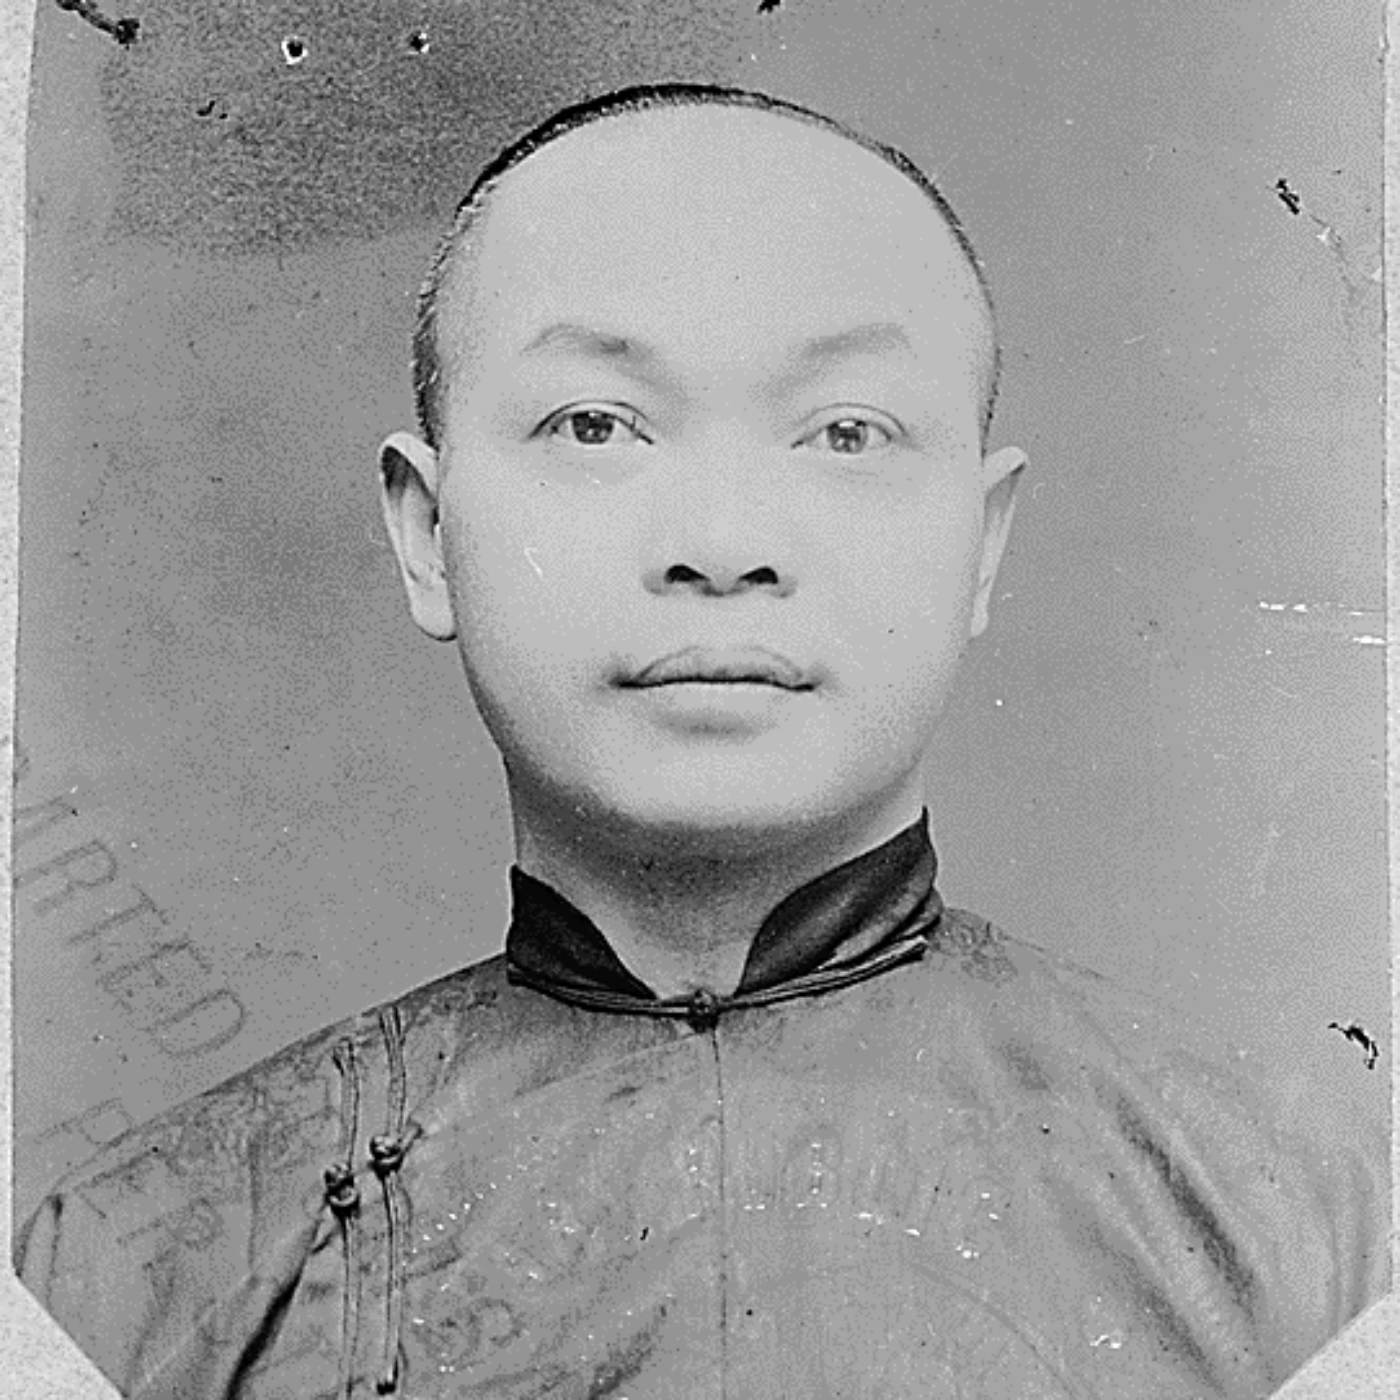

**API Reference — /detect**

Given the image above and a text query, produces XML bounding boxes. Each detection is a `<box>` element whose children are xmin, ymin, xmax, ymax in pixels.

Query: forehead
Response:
<box><xmin>445</xmin><ymin>105</ymin><xmax>989</xmax><ymax>386</ymax></box>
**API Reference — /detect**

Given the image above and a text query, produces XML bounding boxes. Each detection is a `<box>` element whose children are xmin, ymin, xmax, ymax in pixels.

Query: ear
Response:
<box><xmin>379</xmin><ymin>431</ymin><xmax>457</xmax><ymax>641</ymax></box>
<box><xmin>969</xmin><ymin>444</ymin><xmax>1027</xmax><ymax>639</ymax></box>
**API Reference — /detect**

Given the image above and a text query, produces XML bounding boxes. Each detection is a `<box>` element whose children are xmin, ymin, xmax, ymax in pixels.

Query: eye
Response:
<box><xmin>803</xmin><ymin>415</ymin><xmax>896</xmax><ymax>456</ymax></box>
<box><xmin>543</xmin><ymin>405</ymin><xmax>652</xmax><ymax>448</ymax></box>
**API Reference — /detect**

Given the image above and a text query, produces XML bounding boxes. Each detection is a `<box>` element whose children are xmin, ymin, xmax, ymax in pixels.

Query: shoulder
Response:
<box><xmin>933</xmin><ymin>904</ymin><xmax>1382</xmax><ymax>1165</ymax></box>
<box><xmin>928</xmin><ymin>908</ymin><xmax>1389</xmax><ymax>1339</ymax></box>
<box><xmin>23</xmin><ymin>950</ymin><xmax>514</xmax><ymax>1227</ymax></box>
<box><xmin>13</xmin><ymin>951</ymin><xmax>515</xmax><ymax>1389</ymax></box>
<box><xmin>13</xmin><ymin>1006</ymin><xmax>348</xmax><ymax>1391</ymax></box>
<box><xmin>934</xmin><ymin>905</ymin><xmax>1290</xmax><ymax>1100</ymax></box>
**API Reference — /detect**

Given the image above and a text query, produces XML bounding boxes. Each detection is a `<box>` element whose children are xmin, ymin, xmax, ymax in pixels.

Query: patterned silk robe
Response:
<box><xmin>16</xmin><ymin>813</ymin><xmax>1386</xmax><ymax>1398</ymax></box>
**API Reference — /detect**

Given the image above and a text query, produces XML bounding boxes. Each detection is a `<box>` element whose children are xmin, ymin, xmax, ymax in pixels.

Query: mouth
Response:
<box><xmin>619</xmin><ymin>646</ymin><xmax>818</xmax><ymax>691</ymax></box>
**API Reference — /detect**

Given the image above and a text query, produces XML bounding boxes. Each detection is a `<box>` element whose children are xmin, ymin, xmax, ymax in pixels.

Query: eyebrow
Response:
<box><xmin>792</xmin><ymin>322</ymin><xmax>913</xmax><ymax>366</ymax></box>
<box><xmin>516</xmin><ymin>320</ymin><xmax>916</xmax><ymax>388</ymax></box>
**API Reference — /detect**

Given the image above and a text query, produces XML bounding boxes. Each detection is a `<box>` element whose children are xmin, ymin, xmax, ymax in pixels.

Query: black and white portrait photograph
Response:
<box><xmin>2</xmin><ymin>0</ymin><xmax>1395</xmax><ymax>1395</ymax></box>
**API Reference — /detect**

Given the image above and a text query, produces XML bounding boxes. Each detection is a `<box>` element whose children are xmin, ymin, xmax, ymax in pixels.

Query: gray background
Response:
<box><xmin>14</xmin><ymin>0</ymin><xmax>1387</xmax><ymax>1251</ymax></box>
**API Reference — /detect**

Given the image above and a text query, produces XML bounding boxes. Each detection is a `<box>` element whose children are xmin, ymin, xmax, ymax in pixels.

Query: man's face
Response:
<box><xmin>385</xmin><ymin>105</ymin><xmax>1023</xmax><ymax>845</ymax></box>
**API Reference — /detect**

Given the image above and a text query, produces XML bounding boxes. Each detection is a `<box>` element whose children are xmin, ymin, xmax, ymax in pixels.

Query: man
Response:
<box><xmin>16</xmin><ymin>82</ymin><xmax>1385</xmax><ymax>1399</ymax></box>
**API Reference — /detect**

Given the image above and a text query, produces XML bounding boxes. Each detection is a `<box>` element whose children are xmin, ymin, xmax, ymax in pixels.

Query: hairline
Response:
<box><xmin>413</xmin><ymin>83</ymin><xmax>1002</xmax><ymax>452</ymax></box>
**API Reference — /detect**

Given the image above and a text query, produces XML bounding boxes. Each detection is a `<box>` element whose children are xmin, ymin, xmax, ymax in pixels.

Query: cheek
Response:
<box><xmin>441</xmin><ymin>487</ymin><xmax>611</xmax><ymax>670</ymax></box>
<box><xmin>836</xmin><ymin>499</ymin><xmax>983</xmax><ymax>650</ymax></box>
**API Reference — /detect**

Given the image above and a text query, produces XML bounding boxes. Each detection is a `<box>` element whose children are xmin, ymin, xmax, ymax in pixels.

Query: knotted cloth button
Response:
<box><xmin>370</xmin><ymin>1133</ymin><xmax>409</xmax><ymax>1177</ymax></box>
<box><xmin>685</xmin><ymin>987</ymin><xmax>722</xmax><ymax>1032</ymax></box>
<box><xmin>323</xmin><ymin>1161</ymin><xmax>360</xmax><ymax>1214</ymax></box>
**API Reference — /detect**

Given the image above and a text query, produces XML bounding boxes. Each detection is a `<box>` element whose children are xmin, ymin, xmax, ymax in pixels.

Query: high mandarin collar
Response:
<box><xmin>504</xmin><ymin>811</ymin><xmax>943</xmax><ymax>1027</ymax></box>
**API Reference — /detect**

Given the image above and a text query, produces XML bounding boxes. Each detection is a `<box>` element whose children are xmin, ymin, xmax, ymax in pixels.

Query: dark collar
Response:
<box><xmin>504</xmin><ymin>811</ymin><xmax>943</xmax><ymax>1026</ymax></box>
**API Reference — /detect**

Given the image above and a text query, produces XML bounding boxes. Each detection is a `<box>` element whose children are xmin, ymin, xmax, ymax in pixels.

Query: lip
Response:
<box><xmin>620</xmin><ymin>646</ymin><xmax>818</xmax><ymax>691</ymax></box>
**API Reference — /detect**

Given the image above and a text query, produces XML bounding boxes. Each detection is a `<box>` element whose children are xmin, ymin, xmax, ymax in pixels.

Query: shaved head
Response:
<box><xmin>412</xmin><ymin>83</ymin><xmax>1002</xmax><ymax>452</ymax></box>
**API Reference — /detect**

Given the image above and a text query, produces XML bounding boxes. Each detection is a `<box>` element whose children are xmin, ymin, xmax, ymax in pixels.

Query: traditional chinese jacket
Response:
<box><xmin>16</xmin><ymin>813</ymin><xmax>1386</xmax><ymax>1398</ymax></box>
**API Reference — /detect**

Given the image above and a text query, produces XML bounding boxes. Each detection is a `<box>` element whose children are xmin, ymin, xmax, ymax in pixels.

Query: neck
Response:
<box><xmin>508</xmin><ymin>782</ymin><xmax>927</xmax><ymax>999</ymax></box>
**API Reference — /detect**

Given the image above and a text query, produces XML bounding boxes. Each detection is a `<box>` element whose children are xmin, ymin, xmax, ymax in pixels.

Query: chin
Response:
<box><xmin>570</xmin><ymin>756</ymin><xmax>903</xmax><ymax>859</ymax></box>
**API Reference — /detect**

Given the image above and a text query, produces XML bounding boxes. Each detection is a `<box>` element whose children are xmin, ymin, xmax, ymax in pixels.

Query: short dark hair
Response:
<box><xmin>413</xmin><ymin>82</ymin><xmax>1001</xmax><ymax>451</ymax></box>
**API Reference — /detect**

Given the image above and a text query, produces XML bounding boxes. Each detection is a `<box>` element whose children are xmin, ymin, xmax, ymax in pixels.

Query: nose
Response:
<box><xmin>640</xmin><ymin>433</ymin><xmax>798</xmax><ymax>599</ymax></box>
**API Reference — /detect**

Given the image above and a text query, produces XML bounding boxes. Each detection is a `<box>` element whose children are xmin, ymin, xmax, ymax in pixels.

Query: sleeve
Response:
<box><xmin>1134</xmin><ymin>1019</ymin><xmax>1391</xmax><ymax>1344</ymax></box>
<box><xmin>13</xmin><ymin>1026</ymin><xmax>355</xmax><ymax>1399</ymax></box>
<box><xmin>14</xmin><ymin>1155</ymin><xmax>224</xmax><ymax>1395</ymax></box>
<box><xmin>1316</xmin><ymin>1122</ymin><xmax>1392</xmax><ymax>1324</ymax></box>
<box><xmin>1032</xmin><ymin>942</ymin><xmax>1391</xmax><ymax>1373</ymax></box>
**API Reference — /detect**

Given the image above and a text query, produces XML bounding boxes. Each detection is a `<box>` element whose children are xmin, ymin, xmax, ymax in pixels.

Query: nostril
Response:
<box><xmin>659</xmin><ymin>564</ymin><xmax>782</xmax><ymax>594</ymax></box>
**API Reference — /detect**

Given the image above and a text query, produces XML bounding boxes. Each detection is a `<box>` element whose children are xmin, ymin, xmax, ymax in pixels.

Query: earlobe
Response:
<box><xmin>969</xmin><ymin>445</ymin><xmax>1027</xmax><ymax>639</ymax></box>
<box><xmin>378</xmin><ymin>431</ymin><xmax>457</xmax><ymax>642</ymax></box>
